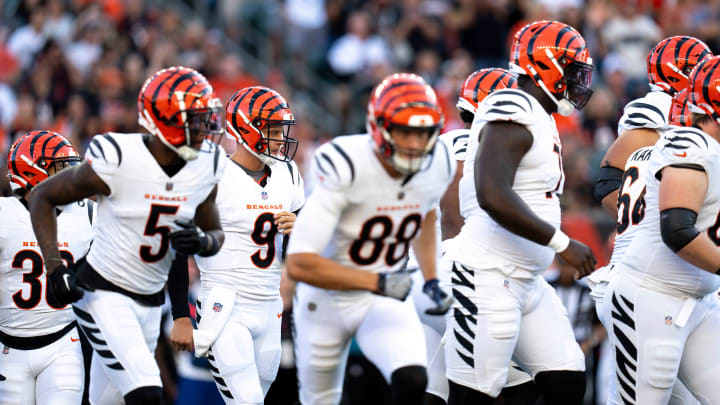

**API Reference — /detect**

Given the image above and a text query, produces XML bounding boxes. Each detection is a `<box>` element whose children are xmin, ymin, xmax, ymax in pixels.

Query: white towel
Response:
<box><xmin>193</xmin><ymin>287</ymin><xmax>235</xmax><ymax>358</ymax></box>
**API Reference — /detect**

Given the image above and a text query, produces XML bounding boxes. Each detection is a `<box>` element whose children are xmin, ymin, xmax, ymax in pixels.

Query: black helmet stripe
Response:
<box><xmin>379</xmin><ymin>87</ymin><xmax>428</xmax><ymax>114</ymax></box>
<box><xmin>229</xmin><ymin>88</ymin><xmax>254</xmax><ymax>132</ymax></box>
<box><xmin>701</xmin><ymin>58</ymin><xmax>720</xmax><ymax>120</ymax></box>
<box><xmin>526</xmin><ymin>21</ymin><xmax>553</xmax><ymax>68</ymax></box>
<box><xmin>149</xmin><ymin>68</ymin><xmax>182</xmax><ymax>121</ymax></box>
<box><xmin>377</xmin><ymin>80</ymin><xmax>421</xmax><ymax>105</ymax></box>
<box><xmin>471</xmin><ymin>70</ymin><xmax>493</xmax><ymax>103</ymax></box>
<box><xmin>247</xmin><ymin>88</ymin><xmax>270</xmax><ymax>119</ymax></box>
<box><xmin>655</xmin><ymin>40</ymin><xmax>672</xmax><ymax>86</ymax></box>
<box><xmin>29</xmin><ymin>131</ymin><xmax>49</xmax><ymax>158</ymax></box>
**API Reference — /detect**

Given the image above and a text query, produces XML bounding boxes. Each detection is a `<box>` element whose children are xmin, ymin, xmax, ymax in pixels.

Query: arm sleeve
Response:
<box><xmin>167</xmin><ymin>253</ymin><xmax>190</xmax><ymax>320</ymax></box>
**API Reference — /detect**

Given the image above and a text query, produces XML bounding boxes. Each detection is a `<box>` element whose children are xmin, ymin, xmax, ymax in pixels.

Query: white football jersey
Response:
<box><xmin>609</xmin><ymin>146</ymin><xmax>653</xmax><ymax>266</ymax></box>
<box><xmin>287</xmin><ymin>134</ymin><xmax>455</xmax><ymax>278</ymax></box>
<box><xmin>196</xmin><ymin>158</ymin><xmax>305</xmax><ymax>300</ymax></box>
<box><xmin>84</xmin><ymin>133</ymin><xmax>226</xmax><ymax>295</ymax></box>
<box><xmin>621</xmin><ymin>126</ymin><xmax>720</xmax><ymax>297</ymax></box>
<box><xmin>450</xmin><ymin>88</ymin><xmax>563</xmax><ymax>274</ymax></box>
<box><xmin>0</xmin><ymin>198</ymin><xmax>92</xmax><ymax>337</ymax></box>
<box><xmin>617</xmin><ymin>90</ymin><xmax>672</xmax><ymax>134</ymax></box>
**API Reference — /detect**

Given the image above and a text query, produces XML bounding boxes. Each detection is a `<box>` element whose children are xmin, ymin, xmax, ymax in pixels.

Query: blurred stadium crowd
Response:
<box><xmin>2</xmin><ymin>0</ymin><xmax>720</xmax><ymax>404</ymax></box>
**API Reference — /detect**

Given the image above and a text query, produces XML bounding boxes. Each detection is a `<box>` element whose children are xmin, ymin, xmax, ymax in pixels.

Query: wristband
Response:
<box><xmin>547</xmin><ymin>229</ymin><xmax>570</xmax><ymax>253</ymax></box>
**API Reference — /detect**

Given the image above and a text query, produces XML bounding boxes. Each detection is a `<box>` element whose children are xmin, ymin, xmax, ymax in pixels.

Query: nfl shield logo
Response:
<box><xmin>166</xmin><ymin>182</ymin><xmax>173</xmax><ymax>191</ymax></box>
<box><xmin>213</xmin><ymin>302</ymin><xmax>223</xmax><ymax>313</ymax></box>
<box><xmin>2</xmin><ymin>346</ymin><xmax>8</xmax><ymax>355</ymax></box>
<box><xmin>261</xmin><ymin>191</ymin><xmax>268</xmax><ymax>200</ymax></box>
<box><xmin>665</xmin><ymin>316</ymin><xmax>673</xmax><ymax>325</ymax></box>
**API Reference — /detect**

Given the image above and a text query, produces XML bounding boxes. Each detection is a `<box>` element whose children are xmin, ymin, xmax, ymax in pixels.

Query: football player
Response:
<box><xmin>594</xmin><ymin>36</ymin><xmax>712</xmax><ymax>215</ymax></box>
<box><xmin>588</xmin><ymin>36</ymin><xmax>711</xmax><ymax>405</ymax></box>
<box><xmin>28</xmin><ymin>66</ymin><xmax>227</xmax><ymax>405</ymax></box>
<box><xmin>407</xmin><ymin>68</ymin><xmax>537</xmax><ymax>405</ymax></box>
<box><xmin>286</xmin><ymin>73</ymin><xmax>455</xmax><ymax>405</ymax></box>
<box><xmin>0</xmin><ymin>131</ymin><xmax>90</xmax><ymax>405</ymax></box>
<box><xmin>443</xmin><ymin>20</ymin><xmax>596</xmax><ymax>404</ymax></box>
<box><xmin>169</xmin><ymin>86</ymin><xmax>304</xmax><ymax>404</ymax></box>
<box><xmin>602</xmin><ymin>55</ymin><xmax>720</xmax><ymax>403</ymax></box>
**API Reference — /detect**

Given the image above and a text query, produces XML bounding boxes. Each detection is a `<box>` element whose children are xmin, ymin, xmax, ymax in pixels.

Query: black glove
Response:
<box><xmin>376</xmin><ymin>270</ymin><xmax>413</xmax><ymax>301</ymax></box>
<box><xmin>423</xmin><ymin>278</ymin><xmax>453</xmax><ymax>315</ymax></box>
<box><xmin>170</xmin><ymin>220</ymin><xmax>215</xmax><ymax>256</ymax></box>
<box><xmin>47</xmin><ymin>265</ymin><xmax>85</xmax><ymax>307</ymax></box>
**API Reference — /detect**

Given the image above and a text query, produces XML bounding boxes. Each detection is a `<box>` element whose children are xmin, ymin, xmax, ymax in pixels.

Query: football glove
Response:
<box><xmin>47</xmin><ymin>265</ymin><xmax>85</xmax><ymax>307</ymax></box>
<box><xmin>170</xmin><ymin>220</ymin><xmax>217</xmax><ymax>256</ymax></box>
<box><xmin>423</xmin><ymin>278</ymin><xmax>454</xmax><ymax>315</ymax></box>
<box><xmin>376</xmin><ymin>270</ymin><xmax>413</xmax><ymax>301</ymax></box>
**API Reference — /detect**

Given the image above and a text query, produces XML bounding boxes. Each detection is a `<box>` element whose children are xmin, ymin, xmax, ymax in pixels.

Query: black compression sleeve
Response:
<box><xmin>167</xmin><ymin>253</ymin><xmax>190</xmax><ymax>320</ymax></box>
<box><xmin>593</xmin><ymin>166</ymin><xmax>624</xmax><ymax>201</ymax></box>
<box><xmin>660</xmin><ymin>208</ymin><xmax>700</xmax><ymax>252</ymax></box>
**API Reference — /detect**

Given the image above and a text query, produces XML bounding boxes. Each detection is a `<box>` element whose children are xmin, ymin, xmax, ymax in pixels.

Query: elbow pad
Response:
<box><xmin>593</xmin><ymin>166</ymin><xmax>624</xmax><ymax>202</ymax></box>
<box><xmin>660</xmin><ymin>208</ymin><xmax>700</xmax><ymax>252</ymax></box>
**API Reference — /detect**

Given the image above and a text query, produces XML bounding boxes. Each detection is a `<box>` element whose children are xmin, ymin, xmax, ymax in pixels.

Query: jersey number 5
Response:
<box><xmin>140</xmin><ymin>204</ymin><xmax>180</xmax><ymax>262</ymax></box>
<box><xmin>349</xmin><ymin>214</ymin><xmax>422</xmax><ymax>266</ymax></box>
<box><xmin>12</xmin><ymin>250</ymin><xmax>75</xmax><ymax>310</ymax></box>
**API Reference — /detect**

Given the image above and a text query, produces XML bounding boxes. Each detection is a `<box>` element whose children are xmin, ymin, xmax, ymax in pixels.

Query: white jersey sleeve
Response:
<box><xmin>86</xmin><ymin>133</ymin><xmax>124</xmax><ymax>195</ymax></box>
<box><xmin>621</xmin><ymin>126</ymin><xmax>720</xmax><ymax>297</ymax></box>
<box><xmin>480</xmin><ymin>89</ymin><xmax>536</xmax><ymax>126</ymax></box>
<box><xmin>439</xmin><ymin>129</ymin><xmax>470</xmax><ymax>162</ymax></box>
<box><xmin>617</xmin><ymin>91</ymin><xmax>672</xmax><ymax>134</ymax></box>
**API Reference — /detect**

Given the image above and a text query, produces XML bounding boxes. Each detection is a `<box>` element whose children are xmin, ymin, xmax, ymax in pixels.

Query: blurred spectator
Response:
<box><xmin>208</xmin><ymin>54</ymin><xmax>259</xmax><ymax>103</ymax></box>
<box><xmin>65</xmin><ymin>20</ymin><xmax>104</xmax><ymax>76</ymax></box>
<box><xmin>326</xmin><ymin>10</ymin><xmax>391</xmax><ymax>80</ymax></box>
<box><xmin>601</xmin><ymin>0</ymin><xmax>661</xmax><ymax>96</ymax></box>
<box><xmin>43</xmin><ymin>0</ymin><xmax>74</xmax><ymax>45</ymax></box>
<box><xmin>7</xmin><ymin>6</ymin><xmax>46</xmax><ymax>70</ymax></box>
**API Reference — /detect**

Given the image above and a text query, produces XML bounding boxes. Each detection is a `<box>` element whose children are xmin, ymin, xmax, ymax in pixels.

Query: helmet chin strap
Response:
<box><xmin>139</xmin><ymin>108</ymin><xmax>199</xmax><ymax>160</ymax></box>
<box><xmin>240</xmin><ymin>141</ymin><xmax>277</xmax><ymax>166</ymax></box>
<box><xmin>526</xmin><ymin>64</ymin><xmax>575</xmax><ymax>117</ymax></box>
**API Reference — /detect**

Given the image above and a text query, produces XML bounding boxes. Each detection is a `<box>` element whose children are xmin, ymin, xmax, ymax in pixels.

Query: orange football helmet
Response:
<box><xmin>509</xmin><ymin>20</ymin><xmax>593</xmax><ymax>116</ymax></box>
<box><xmin>225</xmin><ymin>86</ymin><xmax>298</xmax><ymax>166</ymax></box>
<box><xmin>137</xmin><ymin>66</ymin><xmax>224</xmax><ymax>161</ymax></box>
<box><xmin>647</xmin><ymin>36</ymin><xmax>712</xmax><ymax>96</ymax></box>
<box><xmin>7</xmin><ymin>130</ymin><xmax>81</xmax><ymax>192</ymax></box>
<box><xmin>367</xmin><ymin>73</ymin><xmax>444</xmax><ymax>174</ymax></box>
<box><xmin>688</xmin><ymin>55</ymin><xmax>720</xmax><ymax>124</ymax></box>
<box><xmin>669</xmin><ymin>88</ymin><xmax>692</xmax><ymax>127</ymax></box>
<box><xmin>457</xmin><ymin>68</ymin><xmax>517</xmax><ymax>115</ymax></box>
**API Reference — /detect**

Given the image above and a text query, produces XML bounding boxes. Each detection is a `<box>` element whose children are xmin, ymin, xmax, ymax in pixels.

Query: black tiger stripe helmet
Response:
<box><xmin>457</xmin><ymin>68</ymin><xmax>517</xmax><ymax>115</ymax></box>
<box><xmin>137</xmin><ymin>66</ymin><xmax>224</xmax><ymax>160</ymax></box>
<box><xmin>509</xmin><ymin>20</ymin><xmax>593</xmax><ymax>116</ymax></box>
<box><xmin>225</xmin><ymin>86</ymin><xmax>298</xmax><ymax>165</ymax></box>
<box><xmin>647</xmin><ymin>36</ymin><xmax>712</xmax><ymax>96</ymax></box>
<box><xmin>7</xmin><ymin>130</ymin><xmax>80</xmax><ymax>192</ymax></box>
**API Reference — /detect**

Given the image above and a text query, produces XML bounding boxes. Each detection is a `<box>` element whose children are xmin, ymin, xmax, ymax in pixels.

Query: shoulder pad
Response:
<box><xmin>86</xmin><ymin>133</ymin><xmax>123</xmax><ymax>167</ymax></box>
<box><xmin>312</xmin><ymin>140</ymin><xmax>356</xmax><ymax>190</ymax></box>
<box><xmin>479</xmin><ymin>89</ymin><xmax>535</xmax><ymax>125</ymax></box>
<box><xmin>618</xmin><ymin>93</ymin><xmax>671</xmax><ymax>132</ymax></box>
<box><xmin>654</xmin><ymin>127</ymin><xmax>711</xmax><ymax>173</ymax></box>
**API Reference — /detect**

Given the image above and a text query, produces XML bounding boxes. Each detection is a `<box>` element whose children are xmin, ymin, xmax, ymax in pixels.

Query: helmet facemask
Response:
<box><xmin>228</xmin><ymin>109</ymin><xmax>298</xmax><ymax>166</ymax></box>
<box><xmin>379</xmin><ymin>122</ymin><xmax>440</xmax><ymax>175</ymax></box>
